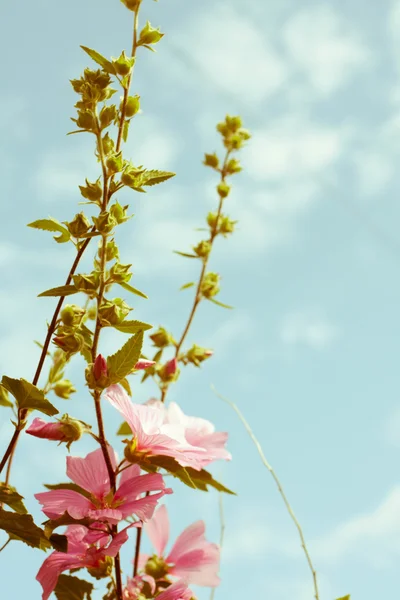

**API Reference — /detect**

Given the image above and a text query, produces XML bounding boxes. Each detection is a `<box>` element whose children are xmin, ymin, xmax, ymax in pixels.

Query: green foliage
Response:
<box><xmin>0</xmin><ymin>483</ymin><xmax>27</xmax><ymax>514</ymax></box>
<box><xmin>0</xmin><ymin>385</ymin><xmax>13</xmax><ymax>407</ymax></box>
<box><xmin>28</xmin><ymin>218</ymin><xmax>71</xmax><ymax>244</ymax></box>
<box><xmin>54</xmin><ymin>574</ymin><xmax>94</xmax><ymax>600</ymax></box>
<box><xmin>0</xmin><ymin>509</ymin><xmax>51</xmax><ymax>550</ymax></box>
<box><xmin>107</xmin><ymin>331</ymin><xmax>144</xmax><ymax>384</ymax></box>
<box><xmin>80</xmin><ymin>46</ymin><xmax>115</xmax><ymax>75</ymax></box>
<box><xmin>113</xmin><ymin>319</ymin><xmax>152</xmax><ymax>334</ymax></box>
<box><xmin>1</xmin><ymin>376</ymin><xmax>58</xmax><ymax>417</ymax></box>
<box><xmin>180</xmin><ymin>282</ymin><xmax>196</xmax><ymax>290</ymax></box>
<box><xmin>117</xmin><ymin>421</ymin><xmax>132</xmax><ymax>435</ymax></box>
<box><xmin>137</xmin><ymin>21</ymin><xmax>164</xmax><ymax>50</ymax></box>
<box><xmin>118</xmin><ymin>281</ymin><xmax>149</xmax><ymax>299</ymax></box>
<box><xmin>38</xmin><ymin>285</ymin><xmax>78</xmax><ymax>298</ymax></box>
<box><xmin>208</xmin><ymin>298</ymin><xmax>233</xmax><ymax>309</ymax></box>
<box><xmin>175</xmin><ymin>252</ymin><xmax>198</xmax><ymax>259</ymax></box>
<box><xmin>336</xmin><ymin>596</ymin><xmax>350</xmax><ymax>600</ymax></box>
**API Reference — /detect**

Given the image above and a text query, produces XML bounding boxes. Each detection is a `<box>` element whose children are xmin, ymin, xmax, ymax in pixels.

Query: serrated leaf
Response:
<box><xmin>0</xmin><ymin>385</ymin><xmax>13</xmax><ymax>408</ymax></box>
<box><xmin>55</xmin><ymin>574</ymin><xmax>94</xmax><ymax>600</ymax></box>
<box><xmin>0</xmin><ymin>509</ymin><xmax>51</xmax><ymax>550</ymax></box>
<box><xmin>28</xmin><ymin>218</ymin><xmax>71</xmax><ymax>244</ymax></box>
<box><xmin>0</xmin><ymin>484</ymin><xmax>27</xmax><ymax>514</ymax></box>
<box><xmin>120</xmin><ymin>378</ymin><xmax>132</xmax><ymax>397</ymax></box>
<box><xmin>38</xmin><ymin>285</ymin><xmax>78</xmax><ymax>298</ymax></box>
<box><xmin>49</xmin><ymin>533</ymin><xmax>68</xmax><ymax>553</ymax></box>
<box><xmin>44</xmin><ymin>483</ymin><xmax>92</xmax><ymax>501</ymax></box>
<box><xmin>174</xmin><ymin>251</ymin><xmax>198</xmax><ymax>259</ymax></box>
<box><xmin>113</xmin><ymin>319</ymin><xmax>152</xmax><ymax>334</ymax></box>
<box><xmin>180</xmin><ymin>282</ymin><xmax>195</xmax><ymax>290</ymax></box>
<box><xmin>1</xmin><ymin>376</ymin><xmax>58</xmax><ymax>417</ymax></box>
<box><xmin>80</xmin><ymin>46</ymin><xmax>115</xmax><ymax>74</ymax></box>
<box><xmin>107</xmin><ymin>331</ymin><xmax>144</xmax><ymax>385</ymax></box>
<box><xmin>140</xmin><ymin>170</ymin><xmax>175</xmax><ymax>186</ymax></box>
<box><xmin>141</xmin><ymin>455</ymin><xmax>236</xmax><ymax>494</ymax></box>
<box><xmin>208</xmin><ymin>298</ymin><xmax>234</xmax><ymax>309</ymax></box>
<box><xmin>117</xmin><ymin>421</ymin><xmax>132</xmax><ymax>436</ymax></box>
<box><xmin>118</xmin><ymin>281</ymin><xmax>148</xmax><ymax>299</ymax></box>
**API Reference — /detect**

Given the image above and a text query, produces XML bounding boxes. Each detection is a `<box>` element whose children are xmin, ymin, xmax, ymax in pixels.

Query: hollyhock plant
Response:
<box><xmin>35</xmin><ymin>447</ymin><xmax>171</xmax><ymax>524</ymax></box>
<box><xmin>140</xmin><ymin>505</ymin><xmax>220</xmax><ymax>587</ymax></box>
<box><xmin>37</xmin><ymin>524</ymin><xmax>136</xmax><ymax>600</ymax></box>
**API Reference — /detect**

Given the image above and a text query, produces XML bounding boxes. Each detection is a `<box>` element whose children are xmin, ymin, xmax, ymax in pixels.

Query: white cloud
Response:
<box><xmin>280</xmin><ymin>311</ymin><xmax>339</xmax><ymax>350</ymax></box>
<box><xmin>174</xmin><ymin>4</ymin><xmax>288</xmax><ymax>105</ymax></box>
<box><xmin>283</xmin><ymin>5</ymin><xmax>370</xmax><ymax>96</ymax></box>
<box><xmin>315</xmin><ymin>487</ymin><xmax>400</xmax><ymax>568</ymax></box>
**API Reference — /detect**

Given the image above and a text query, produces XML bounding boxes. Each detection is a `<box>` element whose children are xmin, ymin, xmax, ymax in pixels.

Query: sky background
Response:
<box><xmin>1</xmin><ymin>0</ymin><xmax>400</xmax><ymax>598</ymax></box>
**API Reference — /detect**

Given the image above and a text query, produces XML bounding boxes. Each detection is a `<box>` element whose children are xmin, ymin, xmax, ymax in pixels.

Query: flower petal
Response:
<box><xmin>66</xmin><ymin>447</ymin><xmax>116</xmax><ymax>498</ymax></box>
<box><xmin>144</xmin><ymin>504</ymin><xmax>170</xmax><ymax>556</ymax></box>
<box><xmin>36</xmin><ymin>552</ymin><xmax>83</xmax><ymax>600</ymax></box>
<box><xmin>34</xmin><ymin>490</ymin><xmax>92</xmax><ymax>520</ymax></box>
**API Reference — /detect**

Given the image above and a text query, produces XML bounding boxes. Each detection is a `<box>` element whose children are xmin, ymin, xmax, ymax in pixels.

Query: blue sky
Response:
<box><xmin>1</xmin><ymin>0</ymin><xmax>400</xmax><ymax>598</ymax></box>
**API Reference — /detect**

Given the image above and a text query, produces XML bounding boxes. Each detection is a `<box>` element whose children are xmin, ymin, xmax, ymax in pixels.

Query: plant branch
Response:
<box><xmin>212</xmin><ymin>385</ymin><xmax>320</xmax><ymax>600</ymax></box>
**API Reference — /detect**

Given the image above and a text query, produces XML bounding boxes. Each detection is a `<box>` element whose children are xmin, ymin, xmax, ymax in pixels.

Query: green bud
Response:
<box><xmin>58</xmin><ymin>414</ymin><xmax>86</xmax><ymax>449</ymax></box>
<box><xmin>61</xmin><ymin>304</ymin><xmax>86</xmax><ymax>327</ymax></box>
<box><xmin>144</xmin><ymin>555</ymin><xmax>169</xmax><ymax>579</ymax></box>
<box><xmin>113</xmin><ymin>51</ymin><xmax>136</xmax><ymax>76</ymax></box>
<box><xmin>120</xmin><ymin>0</ymin><xmax>141</xmax><ymax>12</ymax></box>
<box><xmin>216</xmin><ymin>122</ymin><xmax>229</xmax><ymax>137</ymax></box>
<box><xmin>193</xmin><ymin>240</ymin><xmax>211</xmax><ymax>258</ymax></box>
<box><xmin>93</xmin><ymin>211</ymin><xmax>118</xmax><ymax>235</ymax></box>
<box><xmin>217</xmin><ymin>182</ymin><xmax>231</xmax><ymax>198</ymax></box>
<box><xmin>75</xmin><ymin>110</ymin><xmax>95</xmax><ymax>131</ymax></box>
<box><xmin>83</xmin><ymin>68</ymin><xmax>111</xmax><ymax>90</ymax></box>
<box><xmin>121</xmin><ymin>164</ymin><xmax>145</xmax><ymax>187</ymax></box>
<box><xmin>124</xmin><ymin>95</ymin><xmax>140</xmax><ymax>118</ymax></box>
<box><xmin>207</xmin><ymin>211</ymin><xmax>219</xmax><ymax>230</ymax></box>
<box><xmin>99</xmin><ymin>104</ymin><xmax>117</xmax><ymax>129</ymax></box>
<box><xmin>184</xmin><ymin>344</ymin><xmax>214</xmax><ymax>367</ymax></box>
<box><xmin>87</xmin><ymin>556</ymin><xmax>114</xmax><ymax>580</ymax></box>
<box><xmin>200</xmin><ymin>272</ymin><xmax>220</xmax><ymax>299</ymax></box>
<box><xmin>108</xmin><ymin>262</ymin><xmax>132</xmax><ymax>284</ymax></box>
<box><xmin>203</xmin><ymin>153</ymin><xmax>219</xmax><ymax>169</ymax></box>
<box><xmin>226</xmin><ymin>115</ymin><xmax>242</xmax><ymax>132</ymax></box>
<box><xmin>219</xmin><ymin>215</ymin><xmax>236</xmax><ymax>236</ymax></box>
<box><xmin>225</xmin><ymin>157</ymin><xmax>242</xmax><ymax>174</ymax></box>
<box><xmin>87</xmin><ymin>306</ymin><xmax>97</xmax><ymax>320</ymax></box>
<box><xmin>138</xmin><ymin>21</ymin><xmax>164</xmax><ymax>47</ymax></box>
<box><xmin>53</xmin><ymin>380</ymin><xmax>77</xmax><ymax>400</ymax></box>
<box><xmin>70</xmin><ymin>78</ymin><xmax>84</xmax><ymax>94</ymax></box>
<box><xmin>98</xmin><ymin>298</ymin><xmax>131</xmax><ymax>326</ymax></box>
<box><xmin>67</xmin><ymin>212</ymin><xmax>91</xmax><ymax>237</ymax></box>
<box><xmin>53</xmin><ymin>331</ymin><xmax>85</xmax><ymax>355</ymax></box>
<box><xmin>106</xmin><ymin>152</ymin><xmax>123</xmax><ymax>174</ymax></box>
<box><xmin>73</xmin><ymin>272</ymin><xmax>100</xmax><ymax>295</ymax></box>
<box><xmin>105</xmin><ymin>239</ymin><xmax>120</xmax><ymax>262</ymax></box>
<box><xmin>110</xmin><ymin>201</ymin><xmax>130</xmax><ymax>224</ymax></box>
<box><xmin>79</xmin><ymin>178</ymin><xmax>102</xmax><ymax>202</ymax></box>
<box><xmin>101</xmin><ymin>132</ymin><xmax>115</xmax><ymax>156</ymax></box>
<box><xmin>149</xmin><ymin>327</ymin><xmax>175</xmax><ymax>348</ymax></box>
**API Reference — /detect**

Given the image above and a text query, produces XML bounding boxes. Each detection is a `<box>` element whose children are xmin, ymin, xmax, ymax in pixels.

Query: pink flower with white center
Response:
<box><xmin>104</xmin><ymin>385</ymin><xmax>208</xmax><ymax>470</ymax></box>
<box><xmin>141</xmin><ymin>505</ymin><xmax>220</xmax><ymax>587</ymax></box>
<box><xmin>35</xmin><ymin>447</ymin><xmax>171</xmax><ymax>524</ymax></box>
<box><xmin>165</xmin><ymin>403</ymin><xmax>231</xmax><ymax>467</ymax></box>
<box><xmin>157</xmin><ymin>581</ymin><xmax>193</xmax><ymax>600</ymax></box>
<box><xmin>123</xmin><ymin>574</ymin><xmax>156</xmax><ymax>599</ymax></box>
<box><xmin>37</xmin><ymin>524</ymin><xmax>135</xmax><ymax>600</ymax></box>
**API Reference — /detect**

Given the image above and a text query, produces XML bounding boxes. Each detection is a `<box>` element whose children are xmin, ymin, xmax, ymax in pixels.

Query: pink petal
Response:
<box><xmin>94</xmin><ymin>354</ymin><xmax>108</xmax><ymax>380</ymax></box>
<box><xmin>34</xmin><ymin>490</ymin><xmax>92</xmax><ymax>520</ymax></box>
<box><xmin>66</xmin><ymin>447</ymin><xmax>117</xmax><ymax>498</ymax></box>
<box><xmin>26</xmin><ymin>418</ymin><xmax>66</xmax><ymax>441</ymax></box>
<box><xmin>134</xmin><ymin>359</ymin><xmax>156</xmax><ymax>370</ymax></box>
<box><xmin>144</xmin><ymin>504</ymin><xmax>170</xmax><ymax>556</ymax></box>
<box><xmin>167</xmin><ymin>521</ymin><xmax>206</xmax><ymax>564</ymax></box>
<box><xmin>171</xmin><ymin>546</ymin><xmax>221</xmax><ymax>587</ymax></box>
<box><xmin>120</xmin><ymin>490</ymin><xmax>171</xmax><ymax>522</ymax></box>
<box><xmin>102</xmin><ymin>523</ymin><xmax>139</xmax><ymax>558</ymax></box>
<box><xmin>104</xmin><ymin>385</ymin><xmax>144</xmax><ymax>435</ymax></box>
<box><xmin>115</xmin><ymin>472</ymin><xmax>167</xmax><ymax>502</ymax></box>
<box><xmin>87</xmin><ymin>508</ymin><xmax>123</xmax><ymax>523</ymax></box>
<box><xmin>156</xmin><ymin>581</ymin><xmax>192</xmax><ymax>600</ymax></box>
<box><xmin>118</xmin><ymin>463</ymin><xmax>141</xmax><ymax>488</ymax></box>
<box><xmin>36</xmin><ymin>552</ymin><xmax>83</xmax><ymax>600</ymax></box>
<box><xmin>64</xmin><ymin>525</ymin><xmax>89</xmax><ymax>553</ymax></box>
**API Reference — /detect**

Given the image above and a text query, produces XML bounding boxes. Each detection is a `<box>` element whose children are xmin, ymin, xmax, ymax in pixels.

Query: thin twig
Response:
<box><xmin>211</xmin><ymin>385</ymin><xmax>320</xmax><ymax>600</ymax></box>
<box><xmin>0</xmin><ymin>538</ymin><xmax>11</xmax><ymax>553</ymax></box>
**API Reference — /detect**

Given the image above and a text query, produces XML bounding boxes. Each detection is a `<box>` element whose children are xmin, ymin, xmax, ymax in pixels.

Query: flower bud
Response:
<box><xmin>67</xmin><ymin>212</ymin><xmax>91</xmax><ymax>237</ymax></box>
<box><xmin>193</xmin><ymin>240</ymin><xmax>211</xmax><ymax>258</ymax></box>
<box><xmin>73</xmin><ymin>272</ymin><xmax>100</xmax><ymax>295</ymax></box>
<box><xmin>207</xmin><ymin>212</ymin><xmax>220</xmax><ymax>230</ymax></box>
<box><xmin>94</xmin><ymin>354</ymin><xmax>108</xmax><ymax>381</ymax></box>
<box><xmin>105</xmin><ymin>239</ymin><xmax>120</xmax><ymax>262</ymax></box>
<box><xmin>203</xmin><ymin>153</ymin><xmax>219</xmax><ymax>169</ymax></box>
<box><xmin>53</xmin><ymin>380</ymin><xmax>77</xmax><ymax>400</ymax></box>
<box><xmin>75</xmin><ymin>110</ymin><xmax>96</xmax><ymax>131</ymax></box>
<box><xmin>26</xmin><ymin>415</ymin><xmax>85</xmax><ymax>450</ymax></box>
<box><xmin>60</xmin><ymin>304</ymin><xmax>86</xmax><ymax>327</ymax></box>
<box><xmin>219</xmin><ymin>215</ymin><xmax>236</xmax><ymax>236</ymax></box>
<box><xmin>113</xmin><ymin>50</ymin><xmax>136</xmax><ymax>76</ymax></box>
<box><xmin>158</xmin><ymin>358</ymin><xmax>179</xmax><ymax>383</ymax></box>
<box><xmin>225</xmin><ymin>157</ymin><xmax>242</xmax><ymax>175</ymax></box>
<box><xmin>124</xmin><ymin>437</ymin><xmax>140</xmax><ymax>463</ymax></box>
<box><xmin>106</xmin><ymin>152</ymin><xmax>123</xmax><ymax>175</ymax></box>
<box><xmin>87</xmin><ymin>556</ymin><xmax>114</xmax><ymax>580</ymax></box>
<box><xmin>184</xmin><ymin>344</ymin><xmax>214</xmax><ymax>367</ymax></box>
<box><xmin>79</xmin><ymin>178</ymin><xmax>102</xmax><ymax>202</ymax></box>
<box><xmin>134</xmin><ymin>359</ymin><xmax>156</xmax><ymax>370</ymax></box>
<box><xmin>200</xmin><ymin>272</ymin><xmax>220</xmax><ymax>299</ymax></box>
<box><xmin>149</xmin><ymin>327</ymin><xmax>175</xmax><ymax>348</ymax></box>
<box><xmin>120</xmin><ymin>0</ymin><xmax>142</xmax><ymax>13</ymax></box>
<box><xmin>108</xmin><ymin>262</ymin><xmax>132</xmax><ymax>284</ymax></box>
<box><xmin>99</xmin><ymin>105</ymin><xmax>117</xmax><ymax>130</ymax></box>
<box><xmin>124</xmin><ymin>95</ymin><xmax>140</xmax><ymax>118</ymax></box>
<box><xmin>217</xmin><ymin>182</ymin><xmax>230</xmax><ymax>199</ymax></box>
<box><xmin>121</xmin><ymin>164</ymin><xmax>145</xmax><ymax>187</ymax></box>
<box><xmin>138</xmin><ymin>22</ymin><xmax>164</xmax><ymax>46</ymax></box>
<box><xmin>144</xmin><ymin>555</ymin><xmax>168</xmax><ymax>579</ymax></box>
<box><xmin>98</xmin><ymin>298</ymin><xmax>131</xmax><ymax>326</ymax></box>
<box><xmin>226</xmin><ymin>115</ymin><xmax>242</xmax><ymax>132</ymax></box>
<box><xmin>109</xmin><ymin>201</ymin><xmax>130</xmax><ymax>224</ymax></box>
<box><xmin>53</xmin><ymin>331</ymin><xmax>85</xmax><ymax>355</ymax></box>
<box><xmin>93</xmin><ymin>211</ymin><xmax>118</xmax><ymax>235</ymax></box>
<box><xmin>101</xmin><ymin>132</ymin><xmax>115</xmax><ymax>156</ymax></box>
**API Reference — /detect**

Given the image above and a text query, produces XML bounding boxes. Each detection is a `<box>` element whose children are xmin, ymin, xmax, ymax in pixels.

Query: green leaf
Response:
<box><xmin>28</xmin><ymin>218</ymin><xmax>71</xmax><ymax>244</ymax></box>
<box><xmin>117</xmin><ymin>421</ymin><xmax>132</xmax><ymax>435</ymax></box>
<box><xmin>142</xmin><ymin>455</ymin><xmax>236</xmax><ymax>494</ymax></box>
<box><xmin>1</xmin><ymin>376</ymin><xmax>58</xmax><ymax>416</ymax></box>
<box><xmin>107</xmin><ymin>331</ymin><xmax>144</xmax><ymax>384</ymax></box>
<box><xmin>140</xmin><ymin>170</ymin><xmax>175</xmax><ymax>186</ymax></box>
<box><xmin>180</xmin><ymin>282</ymin><xmax>195</xmax><ymax>290</ymax></box>
<box><xmin>38</xmin><ymin>285</ymin><xmax>78</xmax><ymax>298</ymax></box>
<box><xmin>0</xmin><ymin>385</ymin><xmax>13</xmax><ymax>408</ymax></box>
<box><xmin>208</xmin><ymin>298</ymin><xmax>234</xmax><ymax>309</ymax></box>
<box><xmin>44</xmin><ymin>483</ymin><xmax>92</xmax><ymax>501</ymax></box>
<box><xmin>80</xmin><ymin>46</ymin><xmax>115</xmax><ymax>74</ymax></box>
<box><xmin>119</xmin><ymin>377</ymin><xmax>132</xmax><ymax>396</ymax></box>
<box><xmin>0</xmin><ymin>509</ymin><xmax>51</xmax><ymax>550</ymax></box>
<box><xmin>55</xmin><ymin>574</ymin><xmax>94</xmax><ymax>600</ymax></box>
<box><xmin>0</xmin><ymin>484</ymin><xmax>27</xmax><ymax>514</ymax></box>
<box><xmin>118</xmin><ymin>281</ymin><xmax>148</xmax><ymax>299</ymax></box>
<box><xmin>123</xmin><ymin>120</ymin><xmax>130</xmax><ymax>143</ymax></box>
<box><xmin>49</xmin><ymin>533</ymin><xmax>68</xmax><ymax>553</ymax></box>
<box><xmin>174</xmin><ymin>252</ymin><xmax>198</xmax><ymax>259</ymax></box>
<box><xmin>113</xmin><ymin>319</ymin><xmax>152</xmax><ymax>334</ymax></box>
<box><xmin>336</xmin><ymin>596</ymin><xmax>350</xmax><ymax>600</ymax></box>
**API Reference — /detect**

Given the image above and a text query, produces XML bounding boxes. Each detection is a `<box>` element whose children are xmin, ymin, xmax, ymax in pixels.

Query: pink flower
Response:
<box><xmin>134</xmin><ymin>359</ymin><xmax>156</xmax><ymax>370</ymax></box>
<box><xmin>165</xmin><ymin>358</ymin><xmax>178</xmax><ymax>376</ymax></box>
<box><xmin>142</xmin><ymin>505</ymin><xmax>220</xmax><ymax>587</ymax></box>
<box><xmin>94</xmin><ymin>354</ymin><xmax>108</xmax><ymax>380</ymax></box>
<box><xmin>157</xmin><ymin>581</ymin><xmax>192</xmax><ymax>600</ymax></box>
<box><xmin>26</xmin><ymin>418</ymin><xmax>69</xmax><ymax>442</ymax></box>
<box><xmin>123</xmin><ymin>574</ymin><xmax>156</xmax><ymax>599</ymax></box>
<box><xmin>166</xmin><ymin>403</ymin><xmax>231</xmax><ymax>467</ymax></box>
<box><xmin>104</xmin><ymin>385</ymin><xmax>208</xmax><ymax>470</ymax></box>
<box><xmin>37</xmin><ymin>525</ymin><xmax>134</xmax><ymax>600</ymax></box>
<box><xmin>35</xmin><ymin>447</ymin><xmax>171</xmax><ymax>524</ymax></box>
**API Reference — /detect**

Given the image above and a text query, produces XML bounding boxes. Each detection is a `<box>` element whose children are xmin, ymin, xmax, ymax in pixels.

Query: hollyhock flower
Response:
<box><xmin>35</xmin><ymin>447</ymin><xmax>171</xmax><ymax>524</ymax></box>
<box><xmin>26</xmin><ymin>416</ymin><xmax>85</xmax><ymax>449</ymax></box>
<box><xmin>37</xmin><ymin>525</ymin><xmax>134</xmax><ymax>600</ymax></box>
<box><xmin>123</xmin><ymin>574</ymin><xmax>156</xmax><ymax>599</ymax></box>
<box><xmin>104</xmin><ymin>385</ymin><xmax>208</xmax><ymax>470</ymax></box>
<box><xmin>93</xmin><ymin>353</ymin><xmax>108</xmax><ymax>380</ymax></box>
<box><xmin>134</xmin><ymin>359</ymin><xmax>156</xmax><ymax>370</ymax></box>
<box><xmin>157</xmin><ymin>581</ymin><xmax>192</xmax><ymax>600</ymax></box>
<box><xmin>141</xmin><ymin>505</ymin><xmax>220</xmax><ymax>587</ymax></box>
